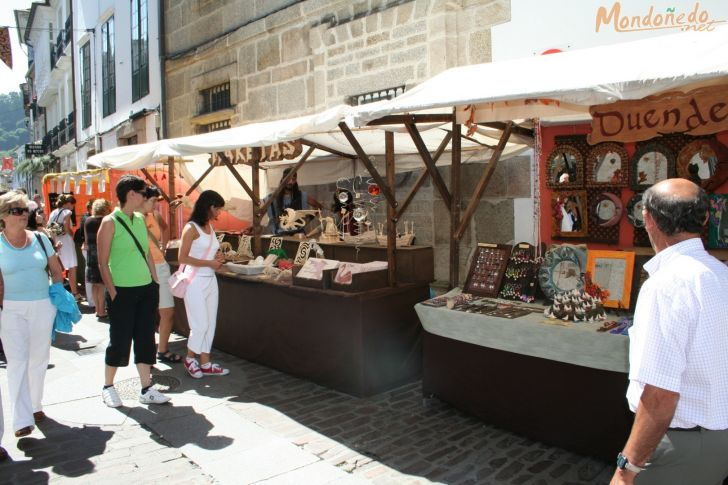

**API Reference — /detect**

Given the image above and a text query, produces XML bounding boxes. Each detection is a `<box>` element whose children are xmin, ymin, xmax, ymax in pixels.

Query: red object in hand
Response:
<box><xmin>368</xmin><ymin>184</ymin><xmax>380</xmax><ymax>196</ymax></box>
<box><xmin>277</xmin><ymin>260</ymin><xmax>294</xmax><ymax>270</ymax></box>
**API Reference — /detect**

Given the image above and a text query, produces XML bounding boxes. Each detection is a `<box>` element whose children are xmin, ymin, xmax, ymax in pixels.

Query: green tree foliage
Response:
<box><xmin>0</xmin><ymin>92</ymin><xmax>29</xmax><ymax>154</ymax></box>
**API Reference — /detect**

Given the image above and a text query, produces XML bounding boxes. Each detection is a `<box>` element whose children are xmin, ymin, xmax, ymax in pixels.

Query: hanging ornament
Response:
<box><xmin>74</xmin><ymin>175</ymin><xmax>82</xmax><ymax>194</ymax></box>
<box><xmin>62</xmin><ymin>176</ymin><xmax>70</xmax><ymax>193</ymax></box>
<box><xmin>99</xmin><ymin>173</ymin><xmax>106</xmax><ymax>193</ymax></box>
<box><xmin>161</xmin><ymin>173</ymin><xmax>166</xmax><ymax>181</ymax></box>
<box><xmin>368</xmin><ymin>183</ymin><xmax>380</xmax><ymax>196</ymax></box>
<box><xmin>353</xmin><ymin>206</ymin><xmax>368</xmax><ymax>222</ymax></box>
<box><xmin>85</xmin><ymin>175</ymin><xmax>93</xmax><ymax>195</ymax></box>
<box><xmin>338</xmin><ymin>190</ymin><xmax>350</xmax><ymax>203</ymax></box>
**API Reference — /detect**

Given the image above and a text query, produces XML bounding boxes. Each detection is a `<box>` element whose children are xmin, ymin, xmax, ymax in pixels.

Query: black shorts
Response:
<box><xmin>105</xmin><ymin>282</ymin><xmax>160</xmax><ymax>367</ymax></box>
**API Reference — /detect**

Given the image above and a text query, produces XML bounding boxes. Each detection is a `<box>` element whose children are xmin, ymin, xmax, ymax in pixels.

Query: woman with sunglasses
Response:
<box><xmin>0</xmin><ymin>190</ymin><xmax>64</xmax><ymax>442</ymax></box>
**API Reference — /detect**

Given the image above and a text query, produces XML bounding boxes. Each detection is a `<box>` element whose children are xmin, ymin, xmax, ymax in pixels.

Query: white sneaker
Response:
<box><xmin>102</xmin><ymin>386</ymin><xmax>122</xmax><ymax>408</ymax></box>
<box><xmin>139</xmin><ymin>387</ymin><xmax>171</xmax><ymax>405</ymax></box>
<box><xmin>184</xmin><ymin>358</ymin><xmax>203</xmax><ymax>379</ymax></box>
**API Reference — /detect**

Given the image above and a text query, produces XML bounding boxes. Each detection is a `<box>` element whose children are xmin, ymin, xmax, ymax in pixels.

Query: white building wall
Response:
<box><xmin>74</xmin><ymin>0</ymin><xmax>162</xmax><ymax>166</ymax></box>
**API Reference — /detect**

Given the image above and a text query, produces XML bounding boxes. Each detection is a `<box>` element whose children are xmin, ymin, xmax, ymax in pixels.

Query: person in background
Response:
<box><xmin>48</xmin><ymin>194</ymin><xmax>80</xmax><ymax>301</ymax></box>
<box><xmin>141</xmin><ymin>188</ymin><xmax>181</xmax><ymax>364</ymax></box>
<box><xmin>266</xmin><ymin>167</ymin><xmax>322</xmax><ymax>235</ymax></box>
<box><xmin>77</xmin><ymin>199</ymin><xmax>95</xmax><ymax>309</ymax></box>
<box><xmin>178</xmin><ymin>190</ymin><xmax>229</xmax><ymax>378</ymax></box>
<box><xmin>0</xmin><ymin>190</ymin><xmax>63</xmax><ymax>439</ymax></box>
<box><xmin>97</xmin><ymin>175</ymin><xmax>169</xmax><ymax>407</ymax></box>
<box><xmin>84</xmin><ymin>199</ymin><xmax>111</xmax><ymax>321</ymax></box>
<box><xmin>610</xmin><ymin>178</ymin><xmax>728</xmax><ymax>485</ymax></box>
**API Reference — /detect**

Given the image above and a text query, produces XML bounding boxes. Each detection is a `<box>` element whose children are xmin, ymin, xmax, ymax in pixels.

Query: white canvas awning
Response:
<box><xmin>349</xmin><ymin>26</ymin><xmax>728</xmax><ymax>126</ymax></box>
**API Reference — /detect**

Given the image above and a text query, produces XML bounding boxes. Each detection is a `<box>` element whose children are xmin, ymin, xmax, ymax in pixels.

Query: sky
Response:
<box><xmin>0</xmin><ymin>0</ymin><xmax>34</xmax><ymax>95</ymax></box>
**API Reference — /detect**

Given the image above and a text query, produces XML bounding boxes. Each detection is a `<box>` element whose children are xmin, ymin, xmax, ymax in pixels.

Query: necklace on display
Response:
<box><xmin>2</xmin><ymin>231</ymin><xmax>29</xmax><ymax>249</ymax></box>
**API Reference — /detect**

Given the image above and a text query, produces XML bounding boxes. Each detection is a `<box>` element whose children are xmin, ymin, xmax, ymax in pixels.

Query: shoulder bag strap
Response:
<box><xmin>34</xmin><ymin>232</ymin><xmax>52</xmax><ymax>274</ymax></box>
<box><xmin>179</xmin><ymin>223</ymin><xmax>215</xmax><ymax>280</ymax></box>
<box><xmin>113</xmin><ymin>214</ymin><xmax>149</xmax><ymax>264</ymax></box>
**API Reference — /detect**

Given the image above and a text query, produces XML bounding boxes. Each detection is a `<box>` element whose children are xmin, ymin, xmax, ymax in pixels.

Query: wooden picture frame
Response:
<box><xmin>676</xmin><ymin>139</ymin><xmax>728</xmax><ymax>189</ymax></box>
<box><xmin>551</xmin><ymin>190</ymin><xmax>588</xmax><ymax>238</ymax></box>
<box><xmin>586</xmin><ymin>250</ymin><xmax>635</xmax><ymax>309</ymax></box>
<box><xmin>708</xmin><ymin>194</ymin><xmax>728</xmax><ymax>249</ymax></box>
<box><xmin>630</xmin><ymin>142</ymin><xmax>675</xmax><ymax>190</ymax></box>
<box><xmin>546</xmin><ymin>144</ymin><xmax>583</xmax><ymax>189</ymax></box>
<box><xmin>586</xmin><ymin>142</ymin><xmax>629</xmax><ymax>187</ymax></box>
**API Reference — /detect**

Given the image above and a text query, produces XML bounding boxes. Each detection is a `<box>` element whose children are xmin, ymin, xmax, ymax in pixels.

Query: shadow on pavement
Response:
<box><xmin>0</xmin><ymin>417</ymin><xmax>112</xmax><ymax>483</ymax></box>
<box><xmin>51</xmin><ymin>333</ymin><xmax>89</xmax><ymax>351</ymax></box>
<box><xmin>125</xmin><ymin>404</ymin><xmax>234</xmax><ymax>451</ymax></box>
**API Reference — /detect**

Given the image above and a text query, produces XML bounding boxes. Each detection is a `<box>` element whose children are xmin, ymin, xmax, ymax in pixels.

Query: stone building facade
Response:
<box><xmin>163</xmin><ymin>0</ymin><xmax>532</xmax><ymax>286</ymax></box>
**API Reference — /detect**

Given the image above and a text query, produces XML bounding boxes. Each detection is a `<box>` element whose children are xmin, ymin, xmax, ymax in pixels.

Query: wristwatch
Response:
<box><xmin>616</xmin><ymin>452</ymin><xmax>646</xmax><ymax>474</ymax></box>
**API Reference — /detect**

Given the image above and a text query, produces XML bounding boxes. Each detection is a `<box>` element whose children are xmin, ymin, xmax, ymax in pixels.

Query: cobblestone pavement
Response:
<box><xmin>0</xmin><ymin>310</ymin><xmax>615</xmax><ymax>484</ymax></box>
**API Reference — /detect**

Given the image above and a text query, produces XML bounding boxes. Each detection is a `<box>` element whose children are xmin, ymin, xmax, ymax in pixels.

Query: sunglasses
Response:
<box><xmin>8</xmin><ymin>207</ymin><xmax>30</xmax><ymax>216</ymax></box>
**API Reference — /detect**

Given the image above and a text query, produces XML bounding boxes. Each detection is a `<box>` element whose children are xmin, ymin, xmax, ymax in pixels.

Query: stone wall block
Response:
<box><xmin>282</xmin><ymin>28</ymin><xmax>310</xmax><ymax>63</ymax></box>
<box><xmin>413</xmin><ymin>0</ymin><xmax>431</xmax><ymax>18</ymax></box>
<box><xmin>222</xmin><ymin>1</ymin><xmax>256</xmax><ymax>33</ymax></box>
<box><xmin>327</xmin><ymin>53</ymin><xmax>354</xmax><ymax>66</ymax></box>
<box><xmin>366</xmin><ymin>12</ymin><xmax>379</xmax><ymax>32</ymax></box>
<box><xmin>505</xmin><ymin>156</ymin><xmax>532</xmax><ymax>198</ymax></box>
<box><xmin>257</xmin><ymin>36</ymin><xmax>281</xmax><ymax>71</ymax></box>
<box><xmin>272</xmin><ymin>59</ymin><xmax>309</xmax><ymax>83</ymax></box>
<box><xmin>324</xmin><ymin>31</ymin><xmax>337</xmax><ymax>46</ymax></box>
<box><xmin>417</xmin><ymin>60</ymin><xmax>427</xmax><ymax>79</ymax></box>
<box><xmin>236</xmin><ymin>78</ymin><xmax>248</xmax><ymax>104</ymax></box>
<box><xmin>189</xmin><ymin>11</ymin><xmax>222</xmax><ymax>48</ymax></box>
<box><xmin>228</xmin><ymin>20</ymin><xmax>265</xmax><ymax>45</ymax></box>
<box><xmin>396</xmin><ymin>1</ymin><xmax>415</xmax><ymax>25</ymax></box>
<box><xmin>335</xmin><ymin>6</ymin><xmax>354</xmax><ymax>23</ymax></box>
<box><xmin>362</xmin><ymin>54</ymin><xmax>389</xmax><ymax>72</ymax></box>
<box><xmin>427</xmin><ymin>14</ymin><xmax>447</xmax><ymax>39</ymax></box>
<box><xmin>407</xmin><ymin>33</ymin><xmax>427</xmax><ymax>46</ymax></box>
<box><xmin>428</xmin><ymin>40</ymin><xmax>447</xmax><ymax>76</ymax></box>
<box><xmin>380</xmin><ymin>7</ymin><xmax>395</xmax><ymax>29</ymax></box>
<box><xmin>366</xmin><ymin>32</ymin><xmax>390</xmax><ymax>46</ymax></box>
<box><xmin>353</xmin><ymin>1</ymin><xmax>369</xmax><ymax>18</ymax></box>
<box><xmin>166</xmin><ymin>72</ymin><xmax>186</xmax><ymax>100</ymax></box>
<box><xmin>345</xmin><ymin>62</ymin><xmax>361</xmax><ymax>76</ymax></box>
<box><xmin>327</xmin><ymin>67</ymin><xmax>345</xmax><ymax>82</ymax></box>
<box><xmin>390</xmin><ymin>45</ymin><xmax>427</xmax><ymax>65</ymax></box>
<box><xmin>333</xmin><ymin>23</ymin><xmax>351</xmax><ymax>43</ymax></box>
<box><xmin>237</xmin><ymin>44</ymin><xmax>257</xmax><ymax>76</ymax></box>
<box><xmin>278</xmin><ymin>79</ymin><xmax>307</xmax><ymax>114</ymax></box>
<box><xmin>348</xmin><ymin>39</ymin><xmax>365</xmax><ymax>51</ymax></box>
<box><xmin>265</xmin><ymin>3</ymin><xmax>303</xmax><ymax>31</ymax></box>
<box><xmin>305</xmin><ymin>78</ymin><xmax>316</xmax><ymax>108</ymax></box>
<box><xmin>350</xmin><ymin>19</ymin><xmax>364</xmax><ymax>38</ymax></box>
<box><xmin>468</xmin><ymin>29</ymin><xmax>491</xmax><ymax>64</ymax></box>
<box><xmin>474</xmin><ymin>199</ymin><xmax>514</xmax><ymax>244</ymax></box>
<box><xmin>393</xmin><ymin>20</ymin><xmax>426</xmax><ymax>39</ymax></box>
<box><xmin>246</xmin><ymin>85</ymin><xmax>277</xmax><ymax>121</ymax></box>
<box><xmin>248</xmin><ymin>71</ymin><xmax>272</xmax><ymax>89</ymax></box>
<box><xmin>328</xmin><ymin>45</ymin><xmax>346</xmax><ymax>58</ymax></box>
<box><xmin>309</xmin><ymin>27</ymin><xmax>324</xmax><ymax>50</ymax></box>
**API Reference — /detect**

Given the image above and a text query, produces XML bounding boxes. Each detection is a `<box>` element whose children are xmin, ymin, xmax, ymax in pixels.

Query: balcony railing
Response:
<box><xmin>64</xmin><ymin>16</ymin><xmax>71</xmax><ymax>47</ymax></box>
<box><xmin>58</xmin><ymin>119</ymin><xmax>67</xmax><ymax>146</ymax></box>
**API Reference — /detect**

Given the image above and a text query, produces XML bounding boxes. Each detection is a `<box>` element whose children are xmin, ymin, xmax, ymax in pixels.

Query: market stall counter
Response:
<box><xmin>172</xmin><ymin>266</ymin><xmax>428</xmax><ymax>397</ymax></box>
<box><xmin>416</xmin><ymin>297</ymin><xmax>633</xmax><ymax>461</ymax></box>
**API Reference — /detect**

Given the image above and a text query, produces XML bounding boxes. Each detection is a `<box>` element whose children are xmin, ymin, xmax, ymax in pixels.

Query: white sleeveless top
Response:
<box><xmin>183</xmin><ymin>222</ymin><xmax>219</xmax><ymax>277</ymax></box>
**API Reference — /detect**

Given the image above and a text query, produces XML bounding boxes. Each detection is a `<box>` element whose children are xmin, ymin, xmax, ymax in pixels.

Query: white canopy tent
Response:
<box><xmin>348</xmin><ymin>26</ymin><xmax>728</xmax><ymax>126</ymax></box>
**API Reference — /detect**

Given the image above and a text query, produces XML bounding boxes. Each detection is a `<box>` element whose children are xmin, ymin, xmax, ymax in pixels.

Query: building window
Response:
<box><xmin>101</xmin><ymin>16</ymin><xmax>116</xmax><ymax>117</ymax></box>
<box><xmin>126</xmin><ymin>135</ymin><xmax>138</xmax><ymax>145</ymax></box>
<box><xmin>131</xmin><ymin>0</ymin><xmax>149</xmax><ymax>102</ymax></box>
<box><xmin>80</xmin><ymin>42</ymin><xmax>91</xmax><ymax>128</ymax></box>
<box><xmin>348</xmin><ymin>85</ymin><xmax>406</xmax><ymax>106</ymax></box>
<box><xmin>200</xmin><ymin>83</ymin><xmax>231</xmax><ymax>115</ymax></box>
<box><xmin>199</xmin><ymin>119</ymin><xmax>230</xmax><ymax>133</ymax></box>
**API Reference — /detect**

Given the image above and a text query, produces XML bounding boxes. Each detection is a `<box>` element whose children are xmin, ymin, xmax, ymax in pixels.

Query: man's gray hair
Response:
<box><xmin>642</xmin><ymin>183</ymin><xmax>708</xmax><ymax>236</ymax></box>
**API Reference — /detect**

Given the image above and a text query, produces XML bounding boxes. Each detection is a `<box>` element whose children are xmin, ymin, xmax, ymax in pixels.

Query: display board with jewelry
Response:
<box><xmin>498</xmin><ymin>242</ymin><xmax>544</xmax><ymax>303</ymax></box>
<box><xmin>463</xmin><ymin>243</ymin><xmax>512</xmax><ymax>297</ymax></box>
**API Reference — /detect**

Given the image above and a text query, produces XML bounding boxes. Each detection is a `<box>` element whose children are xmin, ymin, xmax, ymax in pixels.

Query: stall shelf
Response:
<box><xmin>415</xmin><ymin>300</ymin><xmax>632</xmax><ymax>461</ymax></box>
<box><xmin>172</xmin><ymin>268</ymin><xmax>428</xmax><ymax>397</ymax></box>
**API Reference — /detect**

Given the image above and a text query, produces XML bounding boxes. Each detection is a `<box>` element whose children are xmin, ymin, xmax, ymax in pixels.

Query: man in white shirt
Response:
<box><xmin>611</xmin><ymin>178</ymin><xmax>728</xmax><ymax>484</ymax></box>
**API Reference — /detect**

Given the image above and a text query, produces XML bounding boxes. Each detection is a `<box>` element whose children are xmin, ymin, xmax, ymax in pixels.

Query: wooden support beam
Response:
<box><xmin>481</xmin><ymin>121</ymin><xmax>534</xmax><ymax>140</ymax></box>
<box><xmin>338</xmin><ymin>122</ymin><xmax>397</xmax><ymax>208</ymax></box>
<box><xmin>449</xmin><ymin>122</ymin><xmax>462</xmax><ymax>290</ymax></box>
<box><xmin>218</xmin><ymin>151</ymin><xmax>260</xmax><ymax>206</ymax></box>
<box><xmin>184</xmin><ymin>162</ymin><xmax>215</xmax><ymax>196</ymax></box>
<box><xmin>300</xmin><ymin>139</ymin><xmax>356</xmax><ymax>159</ymax></box>
<box><xmin>394</xmin><ymin>131</ymin><xmax>452</xmax><ymax>221</ymax></box>
<box><xmin>404</xmin><ymin>122</ymin><xmax>452</xmax><ymax>211</ymax></box>
<box><xmin>385</xmin><ymin>130</ymin><xmax>397</xmax><ymax>287</ymax></box>
<box><xmin>256</xmin><ymin>145</ymin><xmax>315</xmax><ymax>217</ymax></box>
<box><xmin>252</xmin><ymin>147</ymin><xmax>262</xmax><ymax>256</ymax></box>
<box><xmin>454</xmin><ymin>121</ymin><xmax>513</xmax><ymax>241</ymax></box>
<box><xmin>167</xmin><ymin>157</ymin><xmax>177</xmax><ymax>239</ymax></box>
<box><xmin>367</xmin><ymin>113</ymin><xmax>454</xmax><ymax>125</ymax></box>
<box><xmin>140</xmin><ymin>168</ymin><xmax>171</xmax><ymax>203</ymax></box>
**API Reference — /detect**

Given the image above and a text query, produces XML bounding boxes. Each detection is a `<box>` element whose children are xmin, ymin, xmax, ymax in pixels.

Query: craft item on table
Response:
<box><xmin>333</xmin><ymin>261</ymin><xmax>388</xmax><ymax>285</ymax></box>
<box><xmin>219</xmin><ymin>241</ymin><xmax>237</xmax><ymax>260</ymax></box>
<box><xmin>464</xmin><ymin>243</ymin><xmax>512</xmax><ymax>297</ymax></box>
<box><xmin>293</xmin><ymin>240</ymin><xmax>313</xmax><ymax>265</ymax></box>
<box><xmin>608</xmin><ymin>317</ymin><xmax>633</xmax><ymax>335</ymax></box>
<box><xmin>319</xmin><ymin>217</ymin><xmax>340</xmax><ymax>243</ymax></box>
<box><xmin>269</xmin><ymin>237</ymin><xmax>283</xmax><ymax>251</ymax></box>
<box><xmin>597</xmin><ymin>320</ymin><xmax>622</xmax><ymax>332</ymax></box>
<box><xmin>296</xmin><ymin>258</ymin><xmax>340</xmax><ymax>280</ymax></box>
<box><xmin>237</xmin><ymin>235</ymin><xmax>254</xmax><ymax>259</ymax></box>
<box><xmin>538</xmin><ymin>244</ymin><xmax>587</xmax><ymax>299</ymax></box>
<box><xmin>216</xmin><ymin>233</ymin><xmax>225</xmax><ymax>243</ymax></box>
<box><xmin>376</xmin><ymin>221</ymin><xmax>416</xmax><ymax>247</ymax></box>
<box><xmin>440</xmin><ymin>293</ymin><xmax>473</xmax><ymax>309</ymax></box>
<box><xmin>279</xmin><ymin>208</ymin><xmax>323</xmax><ymax>236</ymax></box>
<box><xmin>498</xmin><ymin>242</ymin><xmax>544</xmax><ymax>303</ymax></box>
<box><xmin>277</xmin><ymin>259</ymin><xmax>294</xmax><ymax>270</ymax></box>
<box><xmin>543</xmin><ymin>289</ymin><xmax>606</xmax><ymax>322</ymax></box>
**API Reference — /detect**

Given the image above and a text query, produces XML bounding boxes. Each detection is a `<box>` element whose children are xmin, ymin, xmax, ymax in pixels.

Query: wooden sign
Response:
<box><xmin>293</xmin><ymin>241</ymin><xmax>312</xmax><ymax>265</ymax></box>
<box><xmin>589</xmin><ymin>86</ymin><xmax>728</xmax><ymax>144</ymax></box>
<box><xmin>268</xmin><ymin>237</ymin><xmax>283</xmax><ymax>250</ymax></box>
<box><xmin>210</xmin><ymin>140</ymin><xmax>302</xmax><ymax>166</ymax></box>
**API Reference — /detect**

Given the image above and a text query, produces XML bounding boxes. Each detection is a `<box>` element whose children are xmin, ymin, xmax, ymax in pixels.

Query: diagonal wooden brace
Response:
<box><xmin>454</xmin><ymin>121</ymin><xmax>513</xmax><ymax>241</ymax></box>
<box><xmin>140</xmin><ymin>168</ymin><xmax>171</xmax><ymax>203</ymax></box>
<box><xmin>218</xmin><ymin>152</ymin><xmax>261</xmax><ymax>207</ymax></box>
<box><xmin>184</xmin><ymin>162</ymin><xmax>216</xmax><ymax>196</ymax></box>
<box><xmin>405</xmin><ymin>122</ymin><xmax>452</xmax><ymax>211</ymax></box>
<box><xmin>338</xmin><ymin>122</ymin><xmax>397</xmax><ymax>208</ymax></box>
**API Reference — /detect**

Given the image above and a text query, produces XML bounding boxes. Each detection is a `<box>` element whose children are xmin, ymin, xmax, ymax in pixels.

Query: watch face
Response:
<box><xmin>616</xmin><ymin>453</ymin><xmax>628</xmax><ymax>469</ymax></box>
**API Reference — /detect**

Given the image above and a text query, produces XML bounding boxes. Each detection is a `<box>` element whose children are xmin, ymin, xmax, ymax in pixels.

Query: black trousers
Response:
<box><xmin>105</xmin><ymin>282</ymin><xmax>159</xmax><ymax>367</ymax></box>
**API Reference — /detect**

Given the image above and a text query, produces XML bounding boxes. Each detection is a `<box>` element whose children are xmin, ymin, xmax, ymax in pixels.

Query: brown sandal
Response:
<box><xmin>34</xmin><ymin>411</ymin><xmax>46</xmax><ymax>423</ymax></box>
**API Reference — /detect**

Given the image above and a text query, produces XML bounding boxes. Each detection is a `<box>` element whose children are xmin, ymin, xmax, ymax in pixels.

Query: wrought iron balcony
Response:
<box><xmin>58</xmin><ymin>119</ymin><xmax>67</xmax><ymax>146</ymax></box>
<box><xmin>64</xmin><ymin>17</ymin><xmax>71</xmax><ymax>47</ymax></box>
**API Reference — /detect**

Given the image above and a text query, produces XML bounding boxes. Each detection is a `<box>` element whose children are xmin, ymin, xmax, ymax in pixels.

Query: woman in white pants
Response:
<box><xmin>48</xmin><ymin>194</ymin><xmax>80</xmax><ymax>300</ymax></box>
<box><xmin>178</xmin><ymin>190</ymin><xmax>229</xmax><ymax>378</ymax></box>
<box><xmin>0</xmin><ymin>191</ymin><xmax>64</xmax><ymax>438</ymax></box>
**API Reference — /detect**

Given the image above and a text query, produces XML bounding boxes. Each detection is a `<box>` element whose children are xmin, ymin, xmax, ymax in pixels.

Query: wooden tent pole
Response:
<box><xmin>454</xmin><ymin>121</ymin><xmax>513</xmax><ymax>241</ymax></box>
<box><xmin>252</xmin><ymin>147</ymin><xmax>262</xmax><ymax>256</ymax></box>
<box><xmin>167</xmin><ymin>157</ymin><xmax>177</xmax><ymax>239</ymax></box>
<box><xmin>385</xmin><ymin>130</ymin><xmax>397</xmax><ymax>287</ymax></box>
<box><xmin>404</xmin><ymin>122</ymin><xmax>452</xmax><ymax>211</ymax></box>
<box><xmin>449</xmin><ymin>122</ymin><xmax>461</xmax><ymax>290</ymax></box>
<box><xmin>184</xmin><ymin>162</ymin><xmax>215</xmax><ymax>196</ymax></box>
<box><xmin>140</xmin><ymin>168</ymin><xmax>172</xmax><ymax>203</ymax></box>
